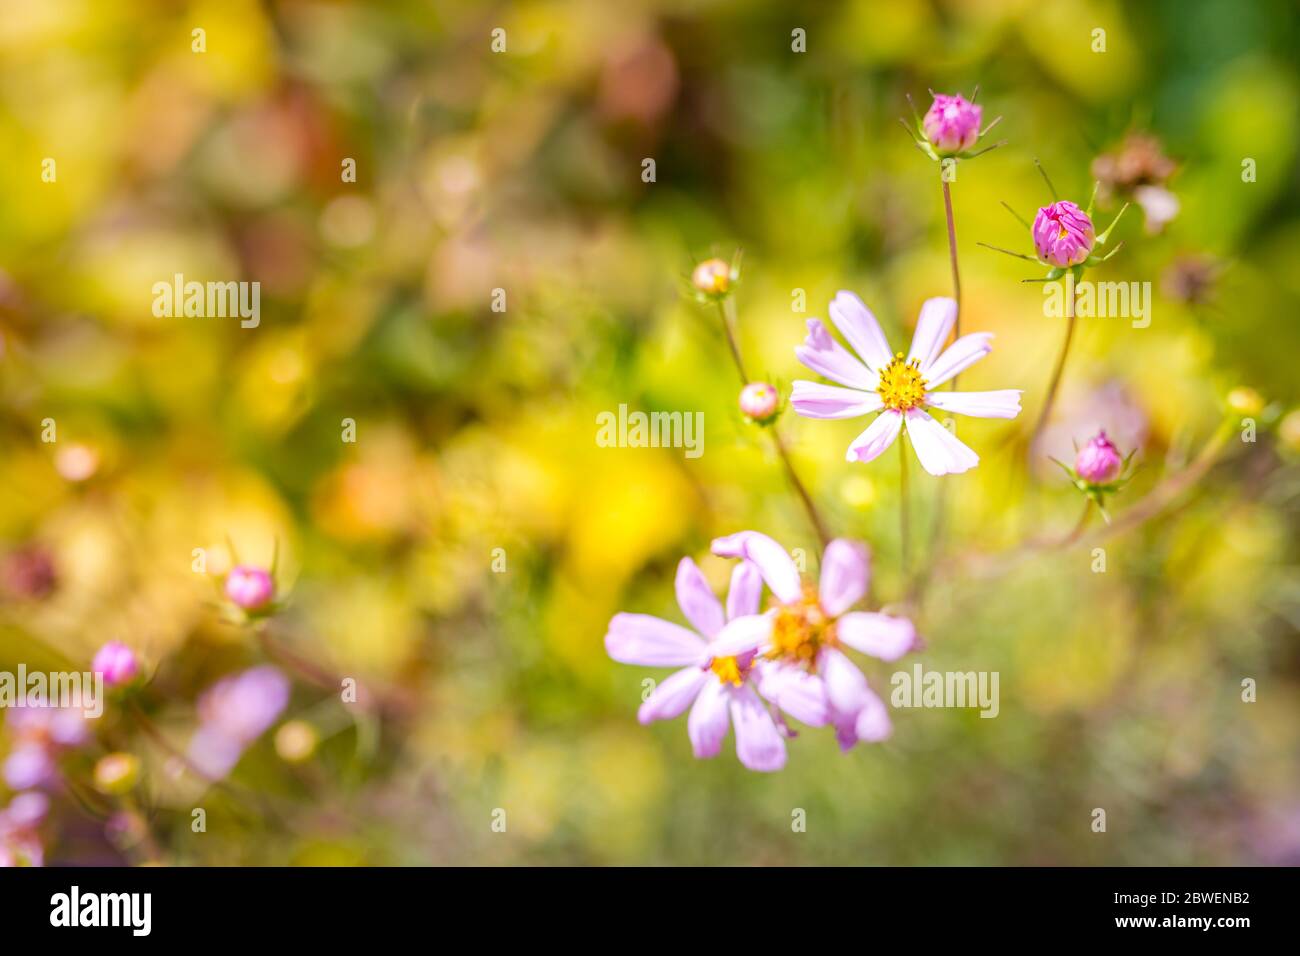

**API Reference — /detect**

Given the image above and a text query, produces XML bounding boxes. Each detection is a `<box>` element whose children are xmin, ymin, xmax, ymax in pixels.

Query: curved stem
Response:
<box><xmin>1029</xmin><ymin>276</ymin><xmax>1078</xmax><ymax>455</ymax></box>
<box><xmin>714</xmin><ymin>294</ymin><xmax>831</xmax><ymax>547</ymax></box>
<box><xmin>772</xmin><ymin>428</ymin><xmax>831</xmax><ymax>549</ymax></box>
<box><xmin>717</xmin><ymin>298</ymin><xmax>749</xmax><ymax>383</ymax></box>
<box><xmin>899</xmin><ymin>435</ymin><xmax>911</xmax><ymax>578</ymax></box>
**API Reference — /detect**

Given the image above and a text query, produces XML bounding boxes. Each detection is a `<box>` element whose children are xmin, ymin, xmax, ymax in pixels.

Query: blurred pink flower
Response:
<box><xmin>225</xmin><ymin>565</ymin><xmax>275</xmax><ymax>611</ymax></box>
<box><xmin>92</xmin><ymin>641</ymin><xmax>139</xmax><ymax>687</ymax></box>
<box><xmin>0</xmin><ymin>792</ymin><xmax>48</xmax><ymax>867</ymax></box>
<box><xmin>792</xmin><ymin>293</ymin><xmax>1021</xmax><ymax>475</ymax></box>
<box><xmin>606</xmin><ymin>557</ymin><xmax>786</xmax><ymax>771</ymax></box>
<box><xmin>1033</xmin><ymin>201</ymin><xmax>1095</xmax><ymax>267</ymax></box>
<box><xmin>1074</xmin><ymin>430</ymin><xmax>1123</xmax><ymax>483</ymax></box>
<box><xmin>708</xmin><ymin>532</ymin><xmax>916</xmax><ymax>750</ymax></box>
<box><xmin>188</xmin><ymin>666</ymin><xmax>290</xmax><ymax>779</ymax></box>
<box><xmin>923</xmin><ymin>93</ymin><xmax>982</xmax><ymax>154</ymax></box>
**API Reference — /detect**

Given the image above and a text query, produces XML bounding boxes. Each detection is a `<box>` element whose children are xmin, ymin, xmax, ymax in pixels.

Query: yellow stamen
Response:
<box><xmin>710</xmin><ymin>656</ymin><xmax>744</xmax><ymax>686</ymax></box>
<box><xmin>876</xmin><ymin>352</ymin><xmax>928</xmax><ymax>412</ymax></box>
<box><xmin>767</xmin><ymin>587</ymin><xmax>837</xmax><ymax>670</ymax></box>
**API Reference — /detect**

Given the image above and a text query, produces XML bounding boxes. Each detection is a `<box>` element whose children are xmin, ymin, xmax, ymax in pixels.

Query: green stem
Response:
<box><xmin>899</xmin><ymin>434</ymin><xmax>911</xmax><ymax>578</ymax></box>
<box><xmin>1030</xmin><ymin>275</ymin><xmax>1078</xmax><ymax>455</ymax></box>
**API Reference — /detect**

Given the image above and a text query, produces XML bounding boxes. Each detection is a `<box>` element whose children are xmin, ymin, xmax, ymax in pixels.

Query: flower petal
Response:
<box><xmin>726</xmin><ymin>560</ymin><xmax>763</xmax><ymax>621</ymax></box>
<box><xmin>924</xmin><ymin>332</ymin><xmax>993</xmax><ymax>388</ymax></box>
<box><xmin>837</xmin><ymin>612</ymin><xmax>916</xmax><ymax>661</ymax></box>
<box><xmin>687</xmin><ymin>679</ymin><xmax>730</xmax><ymax>758</ymax></box>
<box><xmin>705</xmin><ymin>613</ymin><xmax>773</xmax><ymax>658</ymax></box>
<box><xmin>730</xmin><ymin>686</ymin><xmax>787</xmax><ymax>772</ymax></box>
<box><xmin>605</xmin><ymin>613</ymin><xmax>708</xmax><ymax>667</ymax></box>
<box><xmin>854</xmin><ymin>688</ymin><xmax>892</xmax><ymax>742</ymax></box>
<box><xmin>638</xmin><ymin>667</ymin><xmax>709</xmax><ymax>724</ymax></box>
<box><xmin>795</xmin><ymin>319</ymin><xmax>878</xmax><ymax>390</ymax></box>
<box><xmin>711</xmin><ymin>530</ymin><xmax>802</xmax><ymax>604</ymax></box>
<box><xmin>674</xmin><ymin>557</ymin><xmax>725</xmax><ymax>638</ymax></box>
<box><xmin>903</xmin><ymin>408</ymin><xmax>980</xmax><ymax>476</ymax></box>
<box><xmin>818</xmin><ymin>539</ymin><xmax>870</xmax><ymax>617</ymax></box>
<box><xmin>791</xmin><ymin>380</ymin><xmax>883</xmax><ymax>420</ymax></box>
<box><xmin>846</xmin><ymin>409</ymin><xmax>903</xmax><ymax>464</ymax></box>
<box><xmin>906</xmin><ymin>297</ymin><xmax>958</xmax><ymax>372</ymax></box>
<box><xmin>832</xmin><ymin>709</ymin><xmax>860</xmax><ymax>751</ymax></box>
<box><xmin>925</xmin><ymin>389</ymin><xmax>1022</xmax><ymax>420</ymax></box>
<box><xmin>756</xmin><ymin>662</ymin><xmax>831</xmax><ymax>726</ymax></box>
<box><xmin>828</xmin><ymin>290</ymin><xmax>893</xmax><ymax>372</ymax></box>
<box><xmin>820</xmin><ymin>647</ymin><xmax>872</xmax><ymax>716</ymax></box>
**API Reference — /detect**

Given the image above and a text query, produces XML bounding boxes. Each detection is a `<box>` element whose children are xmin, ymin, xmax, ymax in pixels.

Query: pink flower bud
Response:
<box><xmin>922</xmin><ymin>93</ymin><xmax>982</xmax><ymax>154</ymax></box>
<box><xmin>1075</xmin><ymin>431</ymin><xmax>1123</xmax><ymax>483</ymax></box>
<box><xmin>739</xmin><ymin>382</ymin><xmax>779</xmax><ymax>422</ymax></box>
<box><xmin>1033</xmin><ymin>200</ymin><xmax>1095</xmax><ymax>267</ymax></box>
<box><xmin>92</xmin><ymin>641</ymin><xmax>138</xmax><ymax>687</ymax></box>
<box><xmin>225</xmin><ymin>565</ymin><xmax>275</xmax><ymax>611</ymax></box>
<box><xmin>691</xmin><ymin>258</ymin><xmax>732</xmax><ymax>296</ymax></box>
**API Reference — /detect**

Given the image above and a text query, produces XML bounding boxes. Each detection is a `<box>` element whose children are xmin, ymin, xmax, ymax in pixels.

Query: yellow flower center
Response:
<box><xmin>767</xmin><ymin>588</ymin><xmax>837</xmax><ymax>669</ymax></box>
<box><xmin>1058</xmin><ymin>224</ymin><xmax>1069</xmax><ymax>240</ymax></box>
<box><xmin>876</xmin><ymin>352</ymin><xmax>928</xmax><ymax>411</ymax></box>
<box><xmin>709</xmin><ymin>655</ymin><xmax>745</xmax><ymax>686</ymax></box>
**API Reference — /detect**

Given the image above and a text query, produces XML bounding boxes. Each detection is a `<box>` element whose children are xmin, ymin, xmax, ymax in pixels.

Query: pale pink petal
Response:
<box><xmin>638</xmin><ymin>667</ymin><xmax>709</xmax><ymax>724</ymax></box>
<box><xmin>756</xmin><ymin>662</ymin><xmax>831</xmax><ymax>726</ymax></box>
<box><xmin>794</xmin><ymin>319</ymin><xmax>878</xmax><ymax>390</ymax></box>
<box><xmin>846</xmin><ymin>409</ymin><xmax>903</xmax><ymax>463</ymax></box>
<box><xmin>674</xmin><ymin>557</ymin><xmax>725</xmax><ymax>638</ymax></box>
<box><xmin>705</xmin><ymin>613</ymin><xmax>773</xmax><ymax>658</ymax></box>
<box><xmin>726</xmin><ymin>560</ymin><xmax>763</xmax><ymax>621</ymax></box>
<box><xmin>832</xmin><ymin>709</ymin><xmax>860</xmax><ymax>751</ymax></box>
<box><xmin>820</xmin><ymin>647</ymin><xmax>872</xmax><ymax>716</ymax></box>
<box><xmin>791</xmin><ymin>380</ymin><xmax>883</xmax><ymax>420</ymax></box>
<box><xmin>730</xmin><ymin>686</ymin><xmax>787</xmax><ymax>772</ymax></box>
<box><xmin>828</xmin><ymin>290</ymin><xmax>893</xmax><ymax>372</ymax></box>
<box><xmin>687</xmin><ymin>679</ymin><xmax>730</xmax><ymax>758</ymax></box>
<box><xmin>605</xmin><ymin>613</ymin><xmax>708</xmax><ymax>667</ymax></box>
<box><xmin>924</xmin><ymin>332</ymin><xmax>993</xmax><ymax>387</ymax></box>
<box><xmin>925</xmin><ymin>389</ymin><xmax>1022</xmax><ymax>420</ymax></box>
<box><xmin>837</xmin><ymin>612</ymin><xmax>916</xmax><ymax>661</ymax></box>
<box><xmin>854</xmin><ymin>688</ymin><xmax>892</xmax><ymax>742</ymax></box>
<box><xmin>711</xmin><ymin>531</ymin><xmax>802</xmax><ymax>604</ymax></box>
<box><xmin>906</xmin><ymin>297</ymin><xmax>958</xmax><ymax>372</ymax></box>
<box><xmin>818</xmin><ymin>539</ymin><xmax>870</xmax><ymax>617</ymax></box>
<box><xmin>903</xmin><ymin>408</ymin><xmax>980</xmax><ymax>476</ymax></box>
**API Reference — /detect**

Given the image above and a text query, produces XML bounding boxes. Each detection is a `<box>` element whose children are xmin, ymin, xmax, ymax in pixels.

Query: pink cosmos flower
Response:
<box><xmin>91</xmin><ymin>641</ymin><xmax>138</xmax><ymax>687</ymax></box>
<box><xmin>791</xmin><ymin>293</ymin><xmax>1022</xmax><ymax>475</ymax></box>
<box><xmin>605</xmin><ymin>557</ymin><xmax>786</xmax><ymax>772</ymax></box>
<box><xmin>225</xmin><ymin>565</ymin><xmax>275</xmax><ymax>611</ymax></box>
<box><xmin>706</xmin><ymin>532</ymin><xmax>916</xmax><ymax>750</ymax></box>
<box><xmin>187</xmin><ymin>666</ymin><xmax>290</xmax><ymax>779</ymax></box>
<box><xmin>923</xmin><ymin>93</ymin><xmax>982</xmax><ymax>154</ymax></box>
<box><xmin>1074</xmin><ymin>430</ymin><xmax>1123</xmax><ymax>483</ymax></box>
<box><xmin>1032</xmin><ymin>200</ymin><xmax>1095</xmax><ymax>267</ymax></box>
<box><xmin>3</xmin><ymin>705</ymin><xmax>90</xmax><ymax>790</ymax></box>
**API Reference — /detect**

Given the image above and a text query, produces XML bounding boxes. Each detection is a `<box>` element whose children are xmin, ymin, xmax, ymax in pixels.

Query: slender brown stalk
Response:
<box><xmin>1030</xmin><ymin>275</ymin><xmax>1078</xmax><ymax>454</ymax></box>
<box><xmin>714</xmin><ymin>295</ymin><xmax>831</xmax><ymax>547</ymax></box>
<box><xmin>773</xmin><ymin>428</ymin><xmax>831</xmax><ymax>549</ymax></box>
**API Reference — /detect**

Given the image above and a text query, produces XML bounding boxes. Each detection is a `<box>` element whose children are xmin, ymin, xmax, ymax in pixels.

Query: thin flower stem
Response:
<box><xmin>714</xmin><ymin>294</ymin><xmax>832</xmax><ymax>548</ymax></box>
<box><xmin>717</xmin><ymin>299</ymin><xmax>749</xmax><ymax>383</ymax></box>
<box><xmin>1029</xmin><ymin>276</ymin><xmax>1078</xmax><ymax>456</ymax></box>
<box><xmin>924</xmin><ymin>176</ymin><xmax>963</xmax><ymax>595</ymax></box>
<box><xmin>899</xmin><ymin>434</ymin><xmax>911</xmax><ymax>578</ymax></box>
<box><xmin>773</xmin><ymin>427</ymin><xmax>832</xmax><ymax>549</ymax></box>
